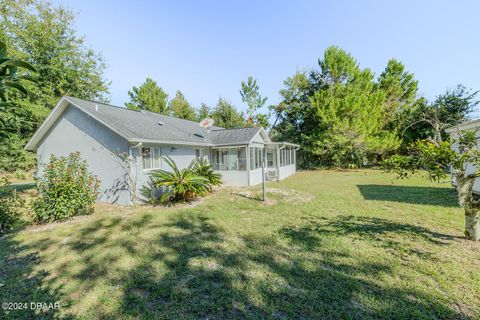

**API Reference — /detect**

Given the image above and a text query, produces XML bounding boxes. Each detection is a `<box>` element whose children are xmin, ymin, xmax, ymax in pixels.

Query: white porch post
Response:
<box><xmin>294</xmin><ymin>148</ymin><xmax>296</xmax><ymax>168</ymax></box>
<box><xmin>276</xmin><ymin>146</ymin><xmax>280</xmax><ymax>181</ymax></box>
<box><xmin>246</xmin><ymin>146</ymin><xmax>251</xmax><ymax>186</ymax></box>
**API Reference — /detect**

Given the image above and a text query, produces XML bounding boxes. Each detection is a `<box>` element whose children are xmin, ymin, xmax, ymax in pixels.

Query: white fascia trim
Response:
<box><xmin>247</xmin><ymin>127</ymin><xmax>271</xmax><ymax>145</ymax></box>
<box><xmin>129</xmin><ymin>139</ymin><xmax>214</xmax><ymax>147</ymax></box>
<box><xmin>25</xmin><ymin>97</ymin><xmax>70</xmax><ymax>151</ymax></box>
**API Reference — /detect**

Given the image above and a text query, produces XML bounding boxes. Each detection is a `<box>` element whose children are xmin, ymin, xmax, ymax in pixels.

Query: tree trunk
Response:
<box><xmin>455</xmin><ymin>174</ymin><xmax>480</xmax><ymax>240</ymax></box>
<box><xmin>465</xmin><ymin>208</ymin><xmax>480</xmax><ymax>240</ymax></box>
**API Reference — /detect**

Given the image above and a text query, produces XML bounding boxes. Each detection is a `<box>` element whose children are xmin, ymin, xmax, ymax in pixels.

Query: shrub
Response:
<box><xmin>34</xmin><ymin>152</ymin><xmax>100</xmax><ymax>222</ymax></box>
<box><xmin>0</xmin><ymin>178</ymin><xmax>26</xmax><ymax>234</ymax></box>
<box><xmin>150</xmin><ymin>157</ymin><xmax>209</xmax><ymax>205</ymax></box>
<box><xmin>189</xmin><ymin>158</ymin><xmax>222</xmax><ymax>189</ymax></box>
<box><xmin>140</xmin><ymin>178</ymin><xmax>162</xmax><ymax>205</ymax></box>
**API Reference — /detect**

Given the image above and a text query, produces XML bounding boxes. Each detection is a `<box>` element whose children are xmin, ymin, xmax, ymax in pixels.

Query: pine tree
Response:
<box><xmin>169</xmin><ymin>90</ymin><xmax>196</xmax><ymax>121</ymax></box>
<box><xmin>210</xmin><ymin>98</ymin><xmax>245</xmax><ymax>129</ymax></box>
<box><xmin>125</xmin><ymin>77</ymin><xmax>168</xmax><ymax>113</ymax></box>
<box><xmin>196</xmin><ymin>103</ymin><xmax>211</xmax><ymax>121</ymax></box>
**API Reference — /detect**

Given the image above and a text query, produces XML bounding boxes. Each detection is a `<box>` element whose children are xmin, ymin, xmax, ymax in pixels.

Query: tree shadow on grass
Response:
<box><xmin>280</xmin><ymin>215</ymin><xmax>460</xmax><ymax>261</ymax></box>
<box><xmin>357</xmin><ymin>184</ymin><xmax>459</xmax><ymax>207</ymax></box>
<box><xmin>0</xmin><ymin>235</ymin><xmax>70</xmax><ymax>319</ymax></box>
<box><xmin>1</xmin><ymin>210</ymin><xmax>472</xmax><ymax>319</ymax></box>
<box><xmin>116</xmin><ymin>213</ymin><xmax>469</xmax><ymax>319</ymax></box>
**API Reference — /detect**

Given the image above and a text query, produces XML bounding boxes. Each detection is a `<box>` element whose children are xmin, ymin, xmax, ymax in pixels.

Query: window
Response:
<box><xmin>195</xmin><ymin>148</ymin><xmax>206</xmax><ymax>160</ymax></box>
<box><xmin>212</xmin><ymin>147</ymin><xmax>247</xmax><ymax>171</ymax></box>
<box><xmin>142</xmin><ymin>147</ymin><xmax>161</xmax><ymax>169</ymax></box>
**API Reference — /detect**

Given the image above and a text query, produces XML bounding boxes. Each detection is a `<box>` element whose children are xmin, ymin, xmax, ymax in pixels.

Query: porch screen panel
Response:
<box><xmin>227</xmin><ymin>148</ymin><xmax>238</xmax><ymax>170</ymax></box>
<box><xmin>220</xmin><ymin>150</ymin><xmax>229</xmax><ymax>171</ymax></box>
<box><xmin>267</xmin><ymin>148</ymin><xmax>275</xmax><ymax>168</ymax></box>
<box><xmin>238</xmin><ymin>147</ymin><xmax>247</xmax><ymax>171</ymax></box>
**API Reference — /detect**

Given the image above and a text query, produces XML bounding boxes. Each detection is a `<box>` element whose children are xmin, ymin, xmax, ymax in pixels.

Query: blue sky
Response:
<box><xmin>54</xmin><ymin>0</ymin><xmax>479</xmax><ymax>115</ymax></box>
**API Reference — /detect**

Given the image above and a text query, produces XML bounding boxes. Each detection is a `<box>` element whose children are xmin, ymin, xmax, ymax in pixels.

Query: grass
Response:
<box><xmin>1</xmin><ymin>169</ymin><xmax>480</xmax><ymax>319</ymax></box>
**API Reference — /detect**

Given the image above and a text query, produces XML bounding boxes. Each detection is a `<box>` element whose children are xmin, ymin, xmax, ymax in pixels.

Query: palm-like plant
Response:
<box><xmin>150</xmin><ymin>156</ymin><xmax>210</xmax><ymax>204</ymax></box>
<box><xmin>189</xmin><ymin>158</ymin><xmax>222</xmax><ymax>189</ymax></box>
<box><xmin>0</xmin><ymin>40</ymin><xmax>36</xmax><ymax>103</ymax></box>
<box><xmin>0</xmin><ymin>40</ymin><xmax>36</xmax><ymax>130</ymax></box>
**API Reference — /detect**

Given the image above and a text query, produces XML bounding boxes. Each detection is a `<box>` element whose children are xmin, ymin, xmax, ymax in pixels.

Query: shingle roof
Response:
<box><xmin>63</xmin><ymin>96</ymin><xmax>262</xmax><ymax>146</ymax></box>
<box><xmin>209</xmin><ymin>127</ymin><xmax>262</xmax><ymax>145</ymax></box>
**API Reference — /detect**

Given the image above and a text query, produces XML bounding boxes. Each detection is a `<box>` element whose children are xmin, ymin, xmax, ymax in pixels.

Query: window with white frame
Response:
<box><xmin>142</xmin><ymin>147</ymin><xmax>161</xmax><ymax>169</ymax></box>
<box><xmin>195</xmin><ymin>148</ymin><xmax>206</xmax><ymax>160</ymax></box>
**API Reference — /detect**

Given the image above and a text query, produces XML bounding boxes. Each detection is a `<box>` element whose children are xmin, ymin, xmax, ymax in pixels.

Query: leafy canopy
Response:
<box><xmin>0</xmin><ymin>0</ymin><xmax>109</xmax><ymax>172</ymax></box>
<box><xmin>273</xmin><ymin>46</ymin><xmax>421</xmax><ymax>168</ymax></box>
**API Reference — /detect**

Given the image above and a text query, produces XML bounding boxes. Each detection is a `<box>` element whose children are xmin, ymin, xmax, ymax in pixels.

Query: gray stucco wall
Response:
<box><xmin>132</xmin><ymin>144</ymin><xmax>212</xmax><ymax>201</ymax></box>
<box><xmin>36</xmin><ymin>105</ymin><xmax>131</xmax><ymax>204</ymax></box>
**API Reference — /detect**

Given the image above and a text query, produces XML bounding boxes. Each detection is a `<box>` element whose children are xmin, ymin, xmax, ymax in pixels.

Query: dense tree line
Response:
<box><xmin>0</xmin><ymin>0</ymin><xmax>109</xmax><ymax>172</ymax></box>
<box><xmin>0</xmin><ymin>1</ymin><xmax>477</xmax><ymax>173</ymax></box>
<box><xmin>271</xmin><ymin>46</ymin><xmax>478</xmax><ymax>168</ymax></box>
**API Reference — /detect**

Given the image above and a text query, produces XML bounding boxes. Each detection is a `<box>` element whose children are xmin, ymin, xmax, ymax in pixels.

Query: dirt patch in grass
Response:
<box><xmin>233</xmin><ymin>187</ymin><xmax>313</xmax><ymax>205</ymax></box>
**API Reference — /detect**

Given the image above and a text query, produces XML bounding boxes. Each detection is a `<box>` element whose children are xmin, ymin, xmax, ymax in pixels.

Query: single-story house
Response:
<box><xmin>446</xmin><ymin>118</ymin><xmax>480</xmax><ymax>193</ymax></box>
<box><xmin>26</xmin><ymin>96</ymin><xmax>299</xmax><ymax>205</ymax></box>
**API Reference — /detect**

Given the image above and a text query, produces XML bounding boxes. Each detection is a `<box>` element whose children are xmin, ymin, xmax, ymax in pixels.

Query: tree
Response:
<box><xmin>377</xmin><ymin>59</ymin><xmax>419</xmax><ymax>137</ymax></box>
<box><xmin>310</xmin><ymin>47</ymin><xmax>401</xmax><ymax>167</ymax></box>
<box><xmin>273</xmin><ymin>47</ymin><xmax>422</xmax><ymax>168</ymax></box>
<box><xmin>405</xmin><ymin>85</ymin><xmax>479</xmax><ymax>143</ymax></box>
<box><xmin>0</xmin><ymin>0</ymin><xmax>109</xmax><ymax>172</ymax></box>
<box><xmin>125</xmin><ymin>77</ymin><xmax>168</xmax><ymax>113</ymax></box>
<box><xmin>382</xmin><ymin>132</ymin><xmax>480</xmax><ymax>241</ymax></box>
<box><xmin>210</xmin><ymin>98</ymin><xmax>245</xmax><ymax>129</ymax></box>
<box><xmin>240</xmin><ymin>76</ymin><xmax>269</xmax><ymax>127</ymax></box>
<box><xmin>196</xmin><ymin>103</ymin><xmax>211</xmax><ymax>121</ymax></box>
<box><xmin>169</xmin><ymin>90</ymin><xmax>196</xmax><ymax>120</ymax></box>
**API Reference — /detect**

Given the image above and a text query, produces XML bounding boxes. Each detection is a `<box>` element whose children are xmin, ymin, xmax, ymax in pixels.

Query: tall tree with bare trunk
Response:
<box><xmin>382</xmin><ymin>131</ymin><xmax>480</xmax><ymax>240</ymax></box>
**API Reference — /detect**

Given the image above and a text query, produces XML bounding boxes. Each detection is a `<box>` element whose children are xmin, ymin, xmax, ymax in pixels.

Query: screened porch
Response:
<box><xmin>211</xmin><ymin>143</ymin><xmax>298</xmax><ymax>186</ymax></box>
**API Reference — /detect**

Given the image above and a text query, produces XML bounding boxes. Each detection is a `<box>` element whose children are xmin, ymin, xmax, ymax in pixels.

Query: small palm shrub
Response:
<box><xmin>0</xmin><ymin>178</ymin><xmax>26</xmax><ymax>234</ymax></box>
<box><xmin>34</xmin><ymin>152</ymin><xmax>100</xmax><ymax>222</ymax></box>
<box><xmin>189</xmin><ymin>158</ymin><xmax>222</xmax><ymax>189</ymax></box>
<box><xmin>150</xmin><ymin>157</ymin><xmax>209</xmax><ymax>204</ymax></box>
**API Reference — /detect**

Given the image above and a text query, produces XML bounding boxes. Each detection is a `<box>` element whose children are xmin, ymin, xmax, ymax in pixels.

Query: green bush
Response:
<box><xmin>150</xmin><ymin>157</ymin><xmax>209</xmax><ymax>205</ymax></box>
<box><xmin>140</xmin><ymin>178</ymin><xmax>162</xmax><ymax>205</ymax></box>
<box><xmin>189</xmin><ymin>158</ymin><xmax>222</xmax><ymax>189</ymax></box>
<box><xmin>34</xmin><ymin>152</ymin><xmax>100</xmax><ymax>222</ymax></box>
<box><xmin>0</xmin><ymin>178</ymin><xmax>26</xmax><ymax>234</ymax></box>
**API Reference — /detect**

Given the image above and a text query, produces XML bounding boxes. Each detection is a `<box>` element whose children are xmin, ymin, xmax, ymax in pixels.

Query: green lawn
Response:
<box><xmin>1</xmin><ymin>170</ymin><xmax>479</xmax><ymax>319</ymax></box>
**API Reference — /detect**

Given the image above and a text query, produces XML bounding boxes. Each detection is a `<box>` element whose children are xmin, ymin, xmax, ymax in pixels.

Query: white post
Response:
<box><xmin>262</xmin><ymin>148</ymin><xmax>266</xmax><ymax>202</ymax></box>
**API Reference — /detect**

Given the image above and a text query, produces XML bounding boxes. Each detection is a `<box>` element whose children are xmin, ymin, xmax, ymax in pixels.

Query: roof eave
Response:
<box><xmin>129</xmin><ymin>138</ymin><xmax>214</xmax><ymax>147</ymax></box>
<box><xmin>445</xmin><ymin>119</ymin><xmax>480</xmax><ymax>133</ymax></box>
<box><xmin>25</xmin><ymin>97</ymin><xmax>133</xmax><ymax>151</ymax></box>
